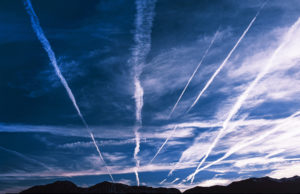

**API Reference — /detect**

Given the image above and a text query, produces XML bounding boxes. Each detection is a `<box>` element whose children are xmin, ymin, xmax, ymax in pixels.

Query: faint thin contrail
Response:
<box><xmin>186</xmin><ymin>110</ymin><xmax>300</xmax><ymax>181</ymax></box>
<box><xmin>150</xmin><ymin>125</ymin><xmax>178</xmax><ymax>164</ymax></box>
<box><xmin>187</xmin><ymin>2</ymin><xmax>267</xmax><ymax>113</ymax></box>
<box><xmin>0</xmin><ymin>146</ymin><xmax>50</xmax><ymax>170</ymax></box>
<box><xmin>189</xmin><ymin>14</ymin><xmax>300</xmax><ymax>184</ymax></box>
<box><xmin>168</xmin><ymin>29</ymin><xmax>219</xmax><ymax>119</ymax></box>
<box><xmin>23</xmin><ymin>0</ymin><xmax>114</xmax><ymax>182</ymax></box>
<box><xmin>131</xmin><ymin>0</ymin><xmax>156</xmax><ymax>186</ymax></box>
<box><xmin>150</xmin><ymin>29</ymin><xmax>220</xmax><ymax>164</ymax></box>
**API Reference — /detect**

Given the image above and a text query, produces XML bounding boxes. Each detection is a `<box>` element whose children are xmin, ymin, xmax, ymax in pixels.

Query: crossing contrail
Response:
<box><xmin>189</xmin><ymin>14</ymin><xmax>299</xmax><ymax>183</ymax></box>
<box><xmin>186</xmin><ymin>2</ymin><xmax>267</xmax><ymax>113</ymax></box>
<box><xmin>23</xmin><ymin>0</ymin><xmax>114</xmax><ymax>182</ymax></box>
<box><xmin>150</xmin><ymin>29</ymin><xmax>220</xmax><ymax>164</ymax></box>
<box><xmin>168</xmin><ymin>29</ymin><xmax>219</xmax><ymax>119</ymax></box>
<box><xmin>186</xmin><ymin>110</ymin><xmax>300</xmax><ymax>181</ymax></box>
<box><xmin>131</xmin><ymin>0</ymin><xmax>156</xmax><ymax>186</ymax></box>
<box><xmin>0</xmin><ymin>146</ymin><xmax>50</xmax><ymax>170</ymax></box>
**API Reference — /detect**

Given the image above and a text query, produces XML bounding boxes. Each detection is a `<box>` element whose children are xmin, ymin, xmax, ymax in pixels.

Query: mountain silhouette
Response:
<box><xmin>20</xmin><ymin>176</ymin><xmax>300</xmax><ymax>194</ymax></box>
<box><xmin>184</xmin><ymin>176</ymin><xmax>300</xmax><ymax>194</ymax></box>
<box><xmin>20</xmin><ymin>180</ymin><xmax>180</xmax><ymax>194</ymax></box>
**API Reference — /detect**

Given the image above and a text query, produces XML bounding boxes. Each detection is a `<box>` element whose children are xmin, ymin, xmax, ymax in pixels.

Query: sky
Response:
<box><xmin>1</xmin><ymin>0</ymin><xmax>300</xmax><ymax>192</ymax></box>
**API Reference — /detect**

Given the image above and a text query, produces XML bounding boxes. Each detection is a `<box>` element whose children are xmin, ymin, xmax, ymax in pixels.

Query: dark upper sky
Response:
<box><xmin>1</xmin><ymin>0</ymin><xmax>300</xmax><ymax>192</ymax></box>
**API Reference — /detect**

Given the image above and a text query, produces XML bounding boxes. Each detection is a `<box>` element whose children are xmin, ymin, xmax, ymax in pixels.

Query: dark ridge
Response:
<box><xmin>20</xmin><ymin>181</ymin><xmax>81</xmax><ymax>193</ymax></box>
<box><xmin>20</xmin><ymin>176</ymin><xmax>300</xmax><ymax>194</ymax></box>
<box><xmin>183</xmin><ymin>176</ymin><xmax>300</xmax><ymax>194</ymax></box>
<box><xmin>86</xmin><ymin>181</ymin><xmax>180</xmax><ymax>193</ymax></box>
<box><xmin>20</xmin><ymin>180</ymin><xmax>181</xmax><ymax>194</ymax></box>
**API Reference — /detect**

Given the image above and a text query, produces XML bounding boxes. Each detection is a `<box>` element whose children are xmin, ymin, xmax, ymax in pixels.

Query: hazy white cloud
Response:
<box><xmin>198</xmin><ymin>178</ymin><xmax>233</xmax><ymax>187</ymax></box>
<box><xmin>117</xmin><ymin>179</ymin><xmax>134</xmax><ymax>185</ymax></box>
<box><xmin>103</xmin><ymin>152</ymin><xmax>127</xmax><ymax>162</ymax></box>
<box><xmin>268</xmin><ymin>162</ymin><xmax>300</xmax><ymax>179</ymax></box>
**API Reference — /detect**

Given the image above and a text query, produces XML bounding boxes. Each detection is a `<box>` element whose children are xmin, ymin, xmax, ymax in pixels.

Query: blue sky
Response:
<box><xmin>2</xmin><ymin>0</ymin><xmax>300</xmax><ymax>192</ymax></box>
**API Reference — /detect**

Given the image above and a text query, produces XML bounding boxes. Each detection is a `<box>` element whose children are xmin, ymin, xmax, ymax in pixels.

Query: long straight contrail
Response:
<box><xmin>131</xmin><ymin>0</ymin><xmax>156</xmax><ymax>186</ymax></box>
<box><xmin>186</xmin><ymin>2</ymin><xmax>267</xmax><ymax>113</ymax></box>
<box><xmin>168</xmin><ymin>30</ymin><xmax>219</xmax><ymax>119</ymax></box>
<box><xmin>150</xmin><ymin>29</ymin><xmax>219</xmax><ymax>164</ymax></box>
<box><xmin>188</xmin><ymin>15</ymin><xmax>300</xmax><ymax>183</ymax></box>
<box><xmin>186</xmin><ymin>110</ymin><xmax>300</xmax><ymax>181</ymax></box>
<box><xmin>0</xmin><ymin>146</ymin><xmax>50</xmax><ymax>170</ymax></box>
<box><xmin>23</xmin><ymin>0</ymin><xmax>114</xmax><ymax>182</ymax></box>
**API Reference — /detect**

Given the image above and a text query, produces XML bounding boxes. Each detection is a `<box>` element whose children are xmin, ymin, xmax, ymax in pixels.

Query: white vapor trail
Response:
<box><xmin>186</xmin><ymin>110</ymin><xmax>300</xmax><ymax>181</ymax></box>
<box><xmin>164</xmin><ymin>2</ymin><xmax>267</xmax><ymax>178</ymax></box>
<box><xmin>150</xmin><ymin>125</ymin><xmax>178</xmax><ymax>164</ymax></box>
<box><xmin>131</xmin><ymin>0</ymin><xmax>156</xmax><ymax>186</ymax></box>
<box><xmin>0</xmin><ymin>146</ymin><xmax>50</xmax><ymax>170</ymax></box>
<box><xmin>168</xmin><ymin>29</ymin><xmax>219</xmax><ymax>118</ymax></box>
<box><xmin>149</xmin><ymin>29</ymin><xmax>220</xmax><ymax>164</ymax></box>
<box><xmin>171</xmin><ymin>178</ymin><xmax>180</xmax><ymax>184</ymax></box>
<box><xmin>187</xmin><ymin>2</ymin><xmax>267</xmax><ymax>113</ymax></box>
<box><xmin>23</xmin><ymin>0</ymin><xmax>114</xmax><ymax>182</ymax></box>
<box><xmin>133</xmin><ymin>78</ymin><xmax>144</xmax><ymax>185</ymax></box>
<box><xmin>160</xmin><ymin>178</ymin><xmax>167</xmax><ymax>185</ymax></box>
<box><xmin>188</xmin><ymin>15</ymin><xmax>300</xmax><ymax>183</ymax></box>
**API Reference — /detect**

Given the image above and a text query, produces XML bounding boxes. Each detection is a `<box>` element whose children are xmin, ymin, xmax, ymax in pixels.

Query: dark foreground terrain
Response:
<box><xmin>21</xmin><ymin>176</ymin><xmax>300</xmax><ymax>194</ymax></box>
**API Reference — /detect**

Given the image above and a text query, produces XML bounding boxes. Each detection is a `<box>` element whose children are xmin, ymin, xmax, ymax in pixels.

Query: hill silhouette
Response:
<box><xmin>20</xmin><ymin>181</ymin><xmax>180</xmax><ymax>194</ymax></box>
<box><xmin>21</xmin><ymin>176</ymin><xmax>300</xmax><ymax>193</ymax></box>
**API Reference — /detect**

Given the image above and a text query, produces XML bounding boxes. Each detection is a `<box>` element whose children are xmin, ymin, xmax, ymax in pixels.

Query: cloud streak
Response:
<box><xmin>23</xmin><ymin>0</ymin><xmax>114</xmax><ymax>182</ymax></box>
<box><xmin>131</xmin><ymin>0</ymin><xmax>156</xmax><ymax>186</ymax></box>
<box><xmin>186</xmin><ymin>110</ymin><xmax>300</xmax><ymax>181</ymax></box>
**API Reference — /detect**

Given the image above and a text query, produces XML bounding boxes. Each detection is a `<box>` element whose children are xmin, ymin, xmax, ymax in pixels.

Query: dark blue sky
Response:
<box><xmin>1</xmin><ymin>0</ymin><xmax>300</xmax><ymax>192</ymax></box>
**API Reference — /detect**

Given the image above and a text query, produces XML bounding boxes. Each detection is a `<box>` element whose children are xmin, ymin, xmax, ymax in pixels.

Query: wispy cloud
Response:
<box><xmin>3</xmin><ymin>1</ymin><xmax>300</xmax><ymax>191</ymax></box>
<box><xmin>186</xmin><ymin>16</ymin><xmax>300</xmax><ymax>183</ymax></box>
<box><xmin>149</xmin><ymin>28</ymin><xmax>220</xmax><ymax>164</ymax></box>
<box><xmin>198</xmin><ymin>178</ymin><xmax>233</xmax><ymax>187</ymax></box>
